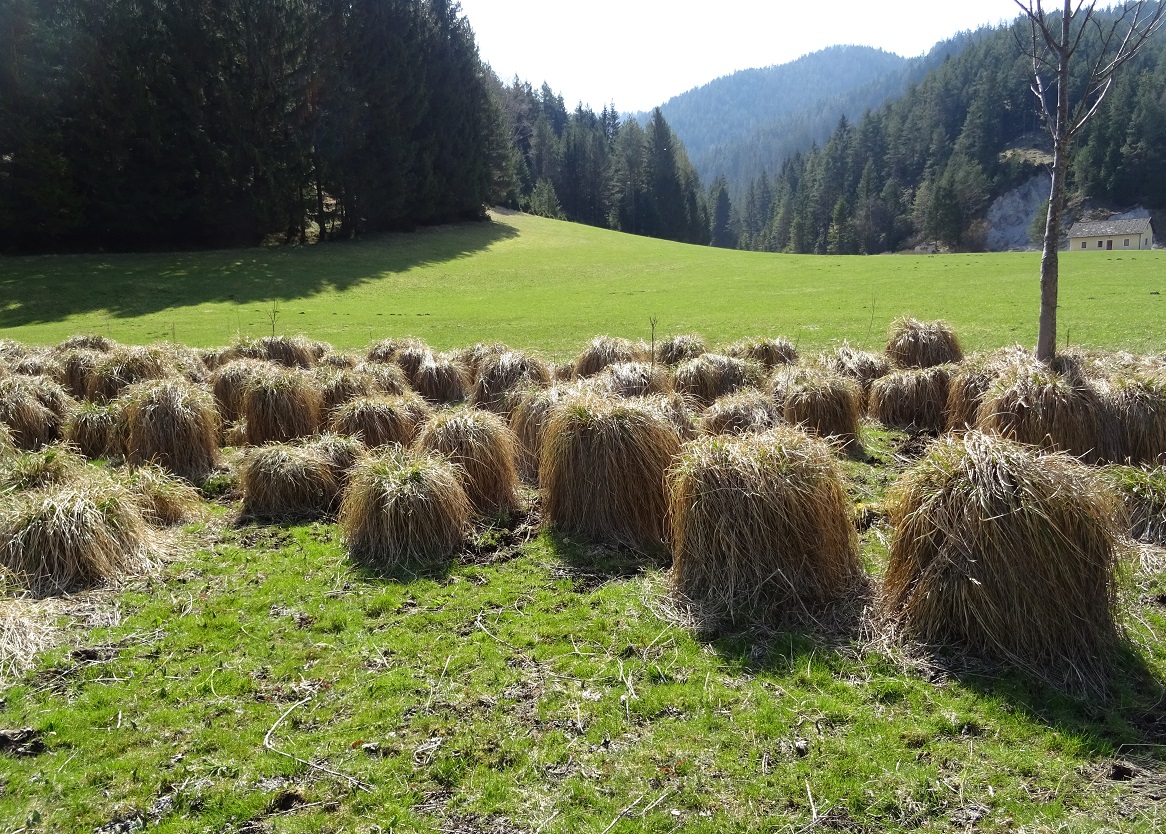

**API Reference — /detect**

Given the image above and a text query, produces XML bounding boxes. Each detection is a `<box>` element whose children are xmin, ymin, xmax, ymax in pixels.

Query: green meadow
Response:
<box><xmin>2</xmin><ymin>209</ymin><xmax>1163</xmax><ymax>355</ymax></box>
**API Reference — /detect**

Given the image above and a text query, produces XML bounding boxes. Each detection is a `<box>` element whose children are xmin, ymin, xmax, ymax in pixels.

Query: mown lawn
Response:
<box><xmin>2</xmin><ymin>210</ymin><xmax>1163</xmax><ymax>356</ymax></box>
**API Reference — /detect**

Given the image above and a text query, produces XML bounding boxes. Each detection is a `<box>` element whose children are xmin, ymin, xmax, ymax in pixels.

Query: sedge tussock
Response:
<box><xmin>724</xmin><ymin>336</ymin><xmax>799</xmax><ymax>370</ymax></box>
<box><xmin>54</xmin><ymin>334</ymin><xmax>115</xmax><ymax>354</ymax></box>
<box><xmin>0</xmin><ymin>340</ymin><xmax>27</xmax><ymax>362</ymax></box>
<box><xmin>301</xmin><ymin>433</ymin><xmax>366</xmax><ymax>489</ymax></box>
<box><xmin>119</xmin><ymin>463</ymin><xmax>205</xmax><ymax>526</ymax></box>
<box><xmin>340</xmin><ymin>448</ymin><xmax>471</xmax><ymax>569</ymax></box>
<box><xmin>1102</xmin><ymin>465</ymin><xmax>1166</xmax><ymax>546</ymax></box>
<box><xmin>223</xmin><ymin>335</ymin><xmax>319</xmax><ymax>369</ymax></box>
<box><xmin>86</xmin><ymin>346</ymin><xmax>175</xmax><ymax>403</ymax></box>
<box><xmin>597</xmin><ymin>362</ymin><xmax>672</xmax><ymax>398</ymax></box>
<box><xmin>886</xmin><ymin>317</ymin><xmax>963</xmax><ymax>369</ymax></box>
<box><xmin>12</xmin><ymin>352</ymin><xmax>65</xmax><ymax>382</ymax></box>
<box><xmin>318</xmin><ymin>351</ymin><xmax>360</xmax><ymax>370</ymax></box>
<box><xmin>451</xmin><ymin>342</ymin><xmax>511</xmax><ymax>376</ymax></box>
<box><xmin>472</xmin><ymin>351</ymin><xmax>552</xmax><ymax>414</ymax></box>
<box><xmin>628</xmin><ymin>393</ymin><xmax>698</xmax><ymax>440</ymax></box>
<box><xmin>1102</xmin><ymin>373</ymin><xmax>1166</xmax><ymax>465</ymax></box>
<box><xmin>211</xmin><ymin>359</ymin><xmax>275</xmax><ymax>423</ymax></box>
<box><xmin>393</xmin><ymin>345</ymin><xmax>434</xmax><ymax>381</ymax></box>
<box><xmin>574</xmin><ymin>336</ymin><xmax>648</xmax><ymax>378</ymax></box>
<box><xmin>0</xmin><ymin>375</ymin><xmax>76</xmax><ymax>451</ymax></box>
<box><xmin>673</xmin><ymin>353</ymin><xmax>764</xmax><ymax>407</ymax></box>
<box><xmin>0</xmin><ymin>482</ymin><xmax>154</xmax><ymax>597</ymax></box>
<box><xmin>869</xmin><ymin>365</ymin><xmax>953</xmax><ymax>433</ymax></box>
<box><xmin>351</xmin><ymin>361</ymin><xmax>412</xmax><ymax>397</ymax></box>
<box><xmin>771</xmin><ymin>367</ymin><xmax>862</xmax><ymax>450</ymax></box>
<box><xmin>366</xmin><ymin>337</ymin><xmax>428</xmax><ymax>365</ymax></box>
<box><xmin>412</xmin><ymin>354</ymin><xmax>472</xmax><ymax>405</ymax></box>
<box><xmin>151</xmin><ymin>342</ymin><xmax>210</xmax><ymax>384</ymax></box>
<box><xmin>540</xmin><ymin>392</ymin><xmax>681</xmax><ymax>548</ymax></box>
<box><xmin>0</xmin><ymin>424</ymin><xmax>14</xmax><ymax>459</ymax></box>
<box><xmin>415</xmin><ymin>408</ymin><xmax>521</xmax><ymax>515</ymax></box>
<box><xmin>510</xmin><ymin>386</ymin><xmax>573</xmax><ymax>481</ymax></box>
<box><xmin>881</xmin><ymin>431</ymin><xmax>1124</xmax><ymax>695</ymax></box>
<box><xmin>701</xmin><ymin>390</ymin><xmax>783</xmax><ymax>436</ymax></box>
<box><xmin>57</xmin><ymin>349</ymin><xmax>103</xmax><ymax>399</ymax></box>
<box><xmin>656</xmin><ymin>334</ymin><xmax>707</xmax><ymax>366</ymax></box>
<box><xmin>551</xmin><ymin>362</ymin><xmax>575</xmax><ymax>381</ymax></box>
<box><xmin>65</xmin><ymin>401</ymin><xmax>123</xmax><ymax>459</ymax></box>
<box><xmin>816</xmin><ymin>342</ymin><xmax>890</xmax><ymax>398</ymax></box>
<box><xmin>119</xmin><ymin>379</ymin><xmax>221</xmax><ymax>482</ymax></box>
<box><xmin>241</xmin><ymin>368</ymin><xmax>323</xmax><ymax>445</ymax></box>
<box><xmin>240</xmin><ymin>443</ymin><xmax>339</xmax><ymax>522</ymax></box>
<box><xmin>976</xmin><ymin>363</ymin><xmax>1104</xmax><ymax>463</ymax></box>
<box><xmin>315</xmin><ymin>368</ymin><xmax>381</xmax><ymax>415</ymax></box>
<box><xmin>0</xmin><ymin>444</ymin><xmax>89</xmax><ymax>492</ymax></box>
<box><xmin>330</xmin><ymin>395</ymin><xmax>433</xmax><ymax>448</ymax></box>
<box><xmin>669</xmin><ymin>428</ymin><xmax>862</xmax><ymax>624</ymax></box>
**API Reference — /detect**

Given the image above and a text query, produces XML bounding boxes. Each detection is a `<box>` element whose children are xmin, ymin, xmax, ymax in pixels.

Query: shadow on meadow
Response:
<box><xmin>0</xmin><ymin>219</ymin><xmax>518</xmax><ymax>329</ymax></box>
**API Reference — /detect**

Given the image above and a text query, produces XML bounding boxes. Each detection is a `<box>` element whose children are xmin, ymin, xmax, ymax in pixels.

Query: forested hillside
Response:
<box><xmin>735</xmin><ymin>9</ymin><xmax>1166</xmax><ymax>254</ymax></box>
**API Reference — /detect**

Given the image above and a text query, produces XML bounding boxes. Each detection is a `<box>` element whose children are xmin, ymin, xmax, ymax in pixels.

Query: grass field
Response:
<box><xmin>2</xmin><ymin>209</ymin><xmax>1164</xmax><ymax>356</ymax></box>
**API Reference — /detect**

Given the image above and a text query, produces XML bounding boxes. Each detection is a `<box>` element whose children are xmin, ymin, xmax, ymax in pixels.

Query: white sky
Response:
<box><xmin>458</xmin><ymin>0</ymin><xmax>1026</xmax><ymax>112</ymax></box>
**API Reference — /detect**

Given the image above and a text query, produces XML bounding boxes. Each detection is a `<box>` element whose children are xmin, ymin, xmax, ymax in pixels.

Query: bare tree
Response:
<box><xmin>1014</xmin><ymin>0</ymin><xmax>1164</xmax><ymax>362</ymax></box>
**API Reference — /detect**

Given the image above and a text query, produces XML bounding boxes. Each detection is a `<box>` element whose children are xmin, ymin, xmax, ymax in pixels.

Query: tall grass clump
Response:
<box><xmin>415</xmin><ymin>408</ymin><xmax>521</xmax><ymax>515</ymax></box>
<box><xmin>330</xmin><ymin>395</ymin><xmax>432</xmax><ymax>448</ymax></box>
<box><xmin>724</xmin><ymin>337</ymin><xmax>799</xmax><ymax>370</ymax></box>
<box><xmin>119</xmin><ymin>380</ymin><xmax>221</xmax><ymax>482</ymax></box>
<box><xmin>656</xmin><ymin>334</ymin><xmax>707</xmax><ymax>366</ymax></box>
<box><xmin>352</xmin><ymin>361</ymin><xmax>412</xmax><ymax>397</ymax></box>
<box><xmin>574</xmin><ymin>336</ymin><xmax>647</xmax><ymax>378</ymax></box>
<box><xmin>701</xmin><ymin>390</ymin><xmax>783</xmax><ymax>436</ymax></box>
<box><xmin>945</xmin><ymin>348</ymin><xmax>1029</xmax><ymax>432</ymax></box>
<box><xmin>886</xmin><ymin>318</ymin><xmax>963</xmax><ymax>369</ymax></box>
<box><xmin>976</xmin><ymin>363</ymin><xmax>1104</xmax><ymax>464</ymax></box>
<box><xmin>240</xmin><ymin>444</ymin><xmax>339</xmax><ymax>521</ymax></box>
<box><xmin>241</xmin><ymin>368</ymin><xmax>322</xmax><ymax>445</ymax></box>
<box><xmin>0</xmin><ymin>481</ymin><xmax>153</xmax><ymax>597</ymax></box>
<box><xmin>119</xmin><ymin>463</ymin><xmax>205</xmax><ymax>526</ymax></box>
<box><xmin>0</xmin><ymin>376</ymin><xmax>76</xmax><ymax>451</ymax></box>
<box><xmin>0</xmin><ymin>444</ymin><xmax>88</xmax><ymax>492</ymax></box>
<box><xmin>882</xmin><ymin>431</ymin><xmax>1124</xmax><ymax>694</ymax></box>
<box><xmin>54</xmin><ymin>334</ymin><xmax>115</xmax><ymax>354</ymax></box>
<box><xmin>869</xmin><ymin>366</ymin><xmax>952</xmax><ymax>433</ymax></box>
<box><xmin>540</xmin><ymin>393</ymin><xmax>680</xmax><ymax>548</ymax></box>
<box><xmin>211</xmin><ymin>359</ymin><xmax>275</xmax><ymax>423</ymax></box>
<box><xmin>817</xmin><ymin>342</ymin><xmax>890</xmax><ymax>399</ymax></box>
<box><xmin>412</xmin><ymin>354</ymin><xmax>471</xmax><ymax>405</ymax></box>
<box><xmin>223</xmin><ymin>335</ymin><xmax>320</xmax><ymax>369</ymax></box>
<box><xmin>315</xmin><ymin>368</ymin><xmax>381</xmax><ymax>415</ymax></box>
<box><xmin>673</xmin><ymin>353</ymin><xmax>762</xmax><ymax>407</ymax></box>
<box><xmin>65</xmin><ymin>402</ymin><xmax>122</xmax><ymax>459</ymax></box>
<box><xmin>597</xmin><ymin>362</ymin><xmax>671</xmax><ymax>398</ymax></box>
<box><xmin>1102</xmin><ymin>465</ymin><xmax>1166</xmax><ymax>546</ymax></box>
<box><xmin>302</xmin><ymin>433</ymin><xmax>366</xmax><ymax>490</ymax></box>
<box><xmin>12</xmin><ymin>353</ymin><xmax>65</xmax><ymax>382</ymax></box>
<box><xmin>771</xmin><ymin>367</ymin><xmax>862</xmax><ymax>451</ymax></box>
<box><xmin>510</xmin><ymin>386</ymin><xmax>572</xmax><ymax>481</ymax></box>
<box><xmin>57</xmin><ymin>349</ymin><xmax>103</xmax><ymax>399</ymax></box>
<box><xmin>392</xmin><ymin>344</ymin><xmax>434</xmax><ymax>381</ymax></box>
<box><xmin>340</xmin><ymin>448</ymin><xmax>471</xmax><ymax>569</ymax></box>
<box><xmin>86</xmin><ymin>346</ymin><xmax>175</xmax><ymax>403</ymax></box>
<box><xmin>1102</xmin><ymin>373</ymin><xmax>1166</xmax><ymax>465</ymax></box>
<box><xmin>472</xmin><ymin>351</ymin><xmax>552</xmax><ymax>414</ymax></box>
<box><xmin>451</xmin><ymin>342</ymin><xmax>511</xmax><ymax>377</ymax></box>
<box><xmin>366</xmin><ymin>337</ymin><xmax>427</xmax><ymax>365</ymax></box>
<box><xmin>669</xmin><ymin>428</ymin><xmax>861</xmax><ymax>624</ymax></box>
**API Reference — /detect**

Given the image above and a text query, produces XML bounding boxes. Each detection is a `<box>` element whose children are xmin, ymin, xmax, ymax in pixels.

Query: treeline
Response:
<box><xmin>493</xmin><ymin>81</ymin><xmax>708</xmax><ymax>245</ymax></box>
<box><xmin>734</xmin><ymin>11</ymin><xmax>1166</xmax><ymax>254</ymax></box>
<box><xmin>0</xmin><ymin>0</ymin><xmax>503</xmax><ymax>251</ymax></box>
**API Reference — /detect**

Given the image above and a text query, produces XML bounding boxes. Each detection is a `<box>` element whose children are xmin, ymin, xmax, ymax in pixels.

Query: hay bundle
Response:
<box><xmin>674</xmin><ymin>353</ymin><xmax>763</xmax><ymax>407</ymax></box>
<box><xmin>119</xmin><ymin>380</ymin><xmax>221</xmax><ymax>482</ymax></box>
<box><xmin>669</xmin><ymin>428</ymin><xmax>861</xmax><ymax>623</ymax></box>
<box><xmin>656</xmin><ymin>334</ymin><xmax>707</xmax><ymax>366</ymax></box>
<box><xmin>882</xmin><ymin>431</ymin><xmax>1123</xmax><ymax>693</ymax></box>
<box><xmin>241</xmin><ymin>368</ymin><xmax>323</xmax><ymax>445</ymax></box>
<box><xmin>211</xmin><ymin>359</ymin><xmax>275</xmax><ymax>423</ymax></box>
<box><xmin>54</xmin><ymin>334</ymin><xmax>115</xmax><ymax>354</ymax></box>
<box><xmin>87</xmin><ymin>346</ymin><xmax>175</xmax><ymax>403</ymax></box>
<box><xmin>540</xmin><ymin>393</ymin><xmax>680</xmax><ymax>548</ymax></box>
<box><xmin>119</xmin><ymin>463</ymin><xmax>204</xmax><ymax>526</ymax></box>
<box><xmin>885</xmin><ymin>318</ymin><xmax>964</xmax><ymax>369</ymax></box>
<box><xmin>0</xmin><ymin>445</ymin><xmax>88</xmax><ymax>492</ymax></box>
<box><xmin>701</xmin><ymin>390</ymin><xmax>783</xmax><ymax>436</ymax></box>
<box><xmin>366</xmin><ymin>337</ymin><xmax>427</xmax><ymax>365</ymax></box>
<box><xmin>817</xmin><ymin>342</ymin><xmax>891</xmax><ymax>398</ymax></box>
<box><xmin>240</xmin><ymin>443</ymin><xmax>339</xmax><ymax>521</ymax></box>
<box><xmin>0</xmin><ymin>482</ymin><xmax>153</xmax><ymax>597</ymax></box>
<box><xmin>1103</xmin><ymin>374</ymin><xmax>1166</xmax><ymax>465</ymax></box>
<box><xmin>471</xmin><ymin>351</ymin><xmax>552</xmax><ymax>414</ymax></box>
<box><xmin>771</xmin><ymin>367</ymin><xmax>862</xmax><ymax>450</ymax></box>
<box><xmin>869</xmin><ymin>366</ymin><xmax>953</xmax><ymax>433</ymax></box>
<box><xmin>597</xmin><ymin>362</ymin><xmax>671</xmax><ymax>398</ymax></box>
<box><xmin>412</xmin><ymin>355</ymin><xmax>471</xmax><ymax>405</ymax></box>
<box><xmin>57</xmin><ymin>349</ymin><xmax>103</xmax><ymax>398</ymax></box>
<box><xmin>415</xmin><ymin>408</ymin><xmax>521</xmax><ymax>515</ymax></box>
<box><xmin>65</xmin><ymin>402</ymin><xmax>123</xmax><ymax>459</ymax></box>
<box><xmin>976</xmin><ymin>364</ymin><xmax>1104</xmax><ymax>463</ymax></box>
<box><xmin>725</xmin><ymin>337</ymin><xmax>799</xmax><ymax>370</ymax></box>
<box><xmin>510</xmin><ymin>386</ymin><xmax>573</xmax><ymax>481</ymax></box>
<box><xmin>330</xmin><ymin>395</ymin><xmax>432</xmax><ymax>448</ymax></box>
<box><xmin>574</xmin><ymin>336</ymin><xmax>647</xmax><ymax>378</ymax></box>
<box><xmin>339</xmin><ymin>449</ymin><xmax>471</xmax><ymax>568</ymax></box>
<box><xmin>0</xmin><ymin>376</ymin><xmax>75</xmax><ymax>450</ymax></box>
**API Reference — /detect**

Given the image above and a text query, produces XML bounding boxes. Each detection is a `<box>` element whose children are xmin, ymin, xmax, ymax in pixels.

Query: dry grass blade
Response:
<box><xmin>669</xmin><ymin>427</ymin><xmax>862</xmax><ymax>625</ymax></box>
<box><xmin>241</xmin><ymin>368</ymin><xmax>323</xmax><ymax>446</ymax></box>
<box><xmin>656</xmin><ymin>334</ymin><xmax>707</xmax><ymax>366</ymax></box>
<box><xmin>881</xmin><ymin>431</ymin><xmax>1124</xmax><ymax>696</ymax></box>
<box><xmin>869</xmin><ymin>366</ymin><xmax>953</xmax><ymax>433</ymax></box>
<box><xmin>701</xmin><ymin>390</ymin><xmax>783</xmax><ymax>436</ymax></box>
<box><xmin>771</xmin><ymin>367</ymin><xmax>862</xmax><ymax>451</ymax></box>
<box><xmin>574</xmin><ymin>336</ymin><xmax>648</xmax><ymax>378</ymax></box>
<box><xmin>886</xmin><ymin>318</ymin><xmax>963</xmax><ymax>369</ymax></box>
<box><xmin>415</xmin><ymin>408</ymin><xmax>521</xmax><ymax>515</ymax></box>
<box><xmin>340</xmin><ymin>448</ymin><xmax>471</xmax><ymax>569</ymax></box>
<box><xmin>240</xmin><ymin>444</ymin><xmax>339</xmax><ymax>522</ymax></box>
<box><xmin>472</xmin><ymin>351</ymin><xmax>552</xmax><ymax>414</ymax></box>
<box><xmin>724</xmin><ymin>337</ymin><xmax>799</xmax><ymax>370</ymax></box>
<box><xmin>330</xmin><ymin>395</ymin><xmax>432</xmax><ymax>448</ymax></box>
<box><xmin>119</xmin><ymin>379</ymin><xmax>221</xmax><ymax>482</ymax></box>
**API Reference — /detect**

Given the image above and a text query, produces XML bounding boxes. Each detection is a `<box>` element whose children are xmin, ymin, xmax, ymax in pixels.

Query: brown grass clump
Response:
<box><xmin>240</xmin><ymin>443</ymin><xmax>339</xmax><ymax>521</ymax></box>
<box><xmin>771</xmin><ymin>367</ymin><xmax>862</xmax><ymax>450</ymax></box>
<box><xmin>1102</xmin><ymin>465</ymin><xmax>1166</xmax><ymax>546</ymax></box>
<box><xmin>0</xmin><ymin>375</ymin><xmax>76</xmax><ymax>450</ymax></box>
<box><xmin>330</xmin><ymin>395</ymin><xmax>433</xmax><ymax>448</ymax></box>
<box><xmin>450</xmin><ymin>342</ymin><xmax>511</xmax><ymax>376</ymax></box>
<box><xmin>976</xmin><ymin>363</ymin><xmax>1104</xmax><ymax>463</ymax></box>
<box><xmin>540</xmin><ymin>393</ymin><xmax>681</xmax><ymax>548</ymax></box>
<box><xmin>597</xmin><ymin>362</ymin><xmax>671</xmax><ymax>398</ymax></box>
<box><xmin>351</xmin><ymin>361</ymin><xmax>412</xmax><ymax>397</ymax></box>
<box><xmin>0</xmin><ymin>423</ymin><xmax>13</xmax><ymax>459</ymax></box>
<box><xmin>302</xmin><ymin>433</ymin><xmax>366</xmax><ymax>489</ymax></box>
<box><xmin>886</xmin><ymin>318</ymin><xmax>964</xmax><ymax>369</ymax></box>
<box><xmin>211</xmin><ymin>359</ymin><xmax>275</xmax><ymax>423</ymax></box>
<box><xmin>0</xmin><ymin>340</ymin><xmax>26</xmax><ymax>363</ymax></box>
<box><xmin>552</xmin><ymin>362</ymin><xmax>575</xmax><ymax>381</ymax></box>
<box><xmin>415</xmin><ymin>408</ymin><xmax>521</xmax><ymax>515</ymax></box>
<box><xmin>881</xmin><ymin>431</ymin><xmax>1123</xmax><ymax>694</ymax></box>
<box><xmin>86</xmin><ymin>346</ymin><xmax>175</xmax><ymax>403</ymax></box>
<box><xmin>472</xmin><ymin>351</ymin><xmax>553</xmax><ymax>414</ymax></box>
<box><xmin>319</xmin><ymin>351</ymin><xmax>360</xmax><ymax>370</ymax></box>
<box><xmin>869</xmin><ymin>366</ymin><xmax>953</xmax><ymax>433</ymax></box>
<box><xmin>1102</xmin><ymin>373</ymin><xmax>1166</xmax><ymax>465</ymax></box>
<box><xmin>701</xmin><ymin>390</ymin><xmax>783</xmax><ymax>436</ymax></box>
<box><xmin>57</xmin><ymin>349</ymin><xmax>103</xmax><ymax>398</ymax></box>
<box><xmin>393</xmin><ymin>345</ymin><xmax>434</xmax><ymax>381</ymax></box>
<box><xmin>633</xmin><ymin>393</ymin><xmax>699</xmax><ymax>440</ymax></box>
<box><xmin>223</xmin><ymin>335</ymin><xmax>319</xmax><ymax>369</ymax></box>
<box><xmin>725</xmin><ymin>337</ymin><xmax>799</xmax><ymax>370</ymax></box>
<box><xmin>315</xmin><ymin>368</ymin><xmax>380</xmax><ymax>415</ymax></box>
<box><xmin>339</xmin><ymin>448</ymin><xmax>471</xmax><ymax>568</ymax></box>
<box><xmin>0</xmin><ymin>481</ymin><xmax>153</xmax><ymax>597</ymax></box>
<box><xmin>656</xmin><ymin>334</ymin><xmax>707</xmax><ymax>366</ymax></box>
<box><xmin>12</xmin><ymin>352</ymin><xmax>65</xmax><ymax>381</ymax></box>
<box><xmin>510</xmin><ymin>386</ymin><xmax>573</xmax><ymax>481</ymax></box>
<box><xmin>574</xmin><ymin>336</ymin><xmax>647</xmax><ymax>378</ymax></box>
<box><xmin>817</xmin><ymin>342</ymin><xmax>891</xmax><ymax>399</ymax></box>
<box><xmin>366</xmin><ymin>337</ymin><xmax>427</xmax><ymax>365</ymax></box>
<box><xmin>119</xmin><ymin>463</ymin><xmax>205</xmax><ymax>526</ymax></box>
<box><xmin>669</xmin><ymin>427</ymin><xmax>862</xmax><ymax>624</ymax></box>
<box><xmin>153</xmin><ymin>342</ymin><xmax>210</xmax><ymax>383</ymax></box>
<box><xmin>944</xmin><ymin>346</ymin><xmax>1031</xmax><ymax>432</ymax></box>
<box><xmin>65</xmin><ymin>402</ymin><xmax>123</xmax><ymax>459</ymax></box>
<box><xmin>241</xmin><ymin>368</ymin><xmax>323</xmax><ymax>446</ymax></box>
<box><xmin>119</xmin><ymin>380</ymin><xmax>221</xmax><ymax>482</ymax></box>
<box><xmin>674</xmin><ymin>353</ymin><xmax>763</xmax><ymax>407</ymax></box>
<box><xmin>54</xmin><ymin>334</ymin><xmax>115</xmax><ymax>354</ymax></box>
<box><xmin>412</xmin><ymin>355</ymin><xmax>472</xmax><ymax>405</ymax></box>
<box><xmin>0</xmin><ymin>444</ymin><xmax>88</xmax><ymax>492</ymax></box>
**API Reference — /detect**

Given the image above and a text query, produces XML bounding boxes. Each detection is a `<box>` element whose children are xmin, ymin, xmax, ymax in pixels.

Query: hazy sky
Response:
<box><xmin>457</xmin><ymin>0</ymin><xmax>1026</xmax><ymax>112</ymax></box>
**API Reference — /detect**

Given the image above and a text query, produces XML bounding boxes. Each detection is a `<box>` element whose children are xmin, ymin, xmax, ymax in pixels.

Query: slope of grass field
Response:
<box><xmin>2</xmin><ymin>209</ymin><xmax>1163</xmax><ymax>356</ymax></box>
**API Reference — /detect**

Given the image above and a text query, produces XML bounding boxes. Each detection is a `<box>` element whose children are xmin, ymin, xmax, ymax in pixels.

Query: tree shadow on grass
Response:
<box><xmin>0</xmin><ymin>218</ymin><xmax>518</xmax><ymax>329</ymax></box>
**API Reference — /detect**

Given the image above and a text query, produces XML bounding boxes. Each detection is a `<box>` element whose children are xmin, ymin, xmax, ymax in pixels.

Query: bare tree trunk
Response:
<box><xmin>1037</xmin><ymin>137</ymin><xmax>1067</xmax><ymax>363</ymax></box>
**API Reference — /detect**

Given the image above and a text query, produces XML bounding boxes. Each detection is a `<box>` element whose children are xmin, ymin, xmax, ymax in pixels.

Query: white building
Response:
<box><xmin>1068</xmin><ymin>218</ymin><xmax>1154</xmax><ymax>251</ymax></box>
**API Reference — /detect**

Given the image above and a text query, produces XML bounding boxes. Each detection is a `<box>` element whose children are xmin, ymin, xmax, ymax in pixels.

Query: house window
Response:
<box><xmin>1098</xmin><ymin>240</ymin><xmax>1104</xmax><ymax>248</ymax></box>
<box><xmin>1125</xmin><ymin>239</ymin><xmax>1130</xmax><ymax>247</ymax></box>
<box><xmin>1081</xmin><ymin>241</ymin><xmax>1087</xmax><ymax>249</ymax></box>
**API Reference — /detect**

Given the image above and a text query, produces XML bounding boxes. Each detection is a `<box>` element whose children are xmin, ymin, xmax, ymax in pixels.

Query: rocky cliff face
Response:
<box><xmin>986</xmin><ymin>175</ymin><xmax>1050</xmax><ymax>252</ymax></box>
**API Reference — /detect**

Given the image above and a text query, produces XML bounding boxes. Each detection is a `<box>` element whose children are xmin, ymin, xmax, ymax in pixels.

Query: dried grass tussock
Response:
<box><xmin>119</xmin><ymin>463</ymin><xmax>205</xmax><ymax>526</ymax></box>
<box><xmin>366</xmin><ymin>337</ymin><xmax>428</xmax><ymax>365</ymax></box>
<box><xmin>656</xmin><ymin>334</ymin><xmax>707</xmax><ymax>366</ymax></box>
<box><xmin>886</xmin><ymin>318</ymin><xmax>964</xmax><ymax>369</ymax></box>
<box><xmin>211</xmin><ymin>359</ymin><xmax>275</xmax><ymax>423</ymax></box>
<box><xmin>58</xmin><ymin>348</ymin><xmax>103</xmax><ymax>399</ymax></box>
<box><xmin>869</xmin><ymin>366</ymin><xmax>953</xmax><ymax>433</ymax></box>
<box><xmin>392</xmin><ymin>345</ymin><xmax>433</xmax><ymax>381</ymax></box>
<box><xmin>54</xmin><ymin>334</ymin><xmax>116</xmax><ymax>354</ymax></box>
<box><xmin>701</xmin><ymin>390</ymin><xmax>783</xmax><ymax>436</ymax></box>
<box><xmin>240</xmin><ymin>444</ymin><xmax>339</xmax><ymax>521</ymax></box>
<box><xmin>597</xmin><ymin>362</ymin><xmax>671</xmax><ymax>398</ymax></box>
<box><xmin>415</xmin><ymin>408</ymin><xmax>521</xmax><ymax>515</ymax></box>
<box><xmin>412</xmin><ymin>354</ymin><xmax>471</xmax><ymax>405</ymax></box>
<box><xmin>119</xmin><ymin>380</ymin><xmax>221</xmax><ymax>481</ymax></box>
<box><xmin>1102</xmin><ymin>373</ymin><xmax>1166</xmax><ymax>465</ymax></box>
<box><xmin>725</xmin><ymin>337</ymin><xmax>799</xmax><ymax>370</ymax></box>
<box><xmin>86</xmin><ymin>346</ymin><xmax>175</xmax><ymax>403</ymax></box>
<box><xmin>673</xmin><ymin>353</ymin><xmax>762</xmax><ymax>407</ymax></box>
<box><xmin>771</xmin><ymin>367</ymin><xmax>862</xmax><ymax>450</ymax></box>
<box><xmin>340</xmin><ymin>449</ymin><xmax>471</xmax><ymax>568</ymax></box>
<box><xmin>65</xmin><ymin>402</ymin><xmax>123</xmax><ymax>459</ymax></box>
<box><xmin>540</xmin><ymin>393</ymin><xmax>681</xmax><ymax>548</ymax></box>
<box><xmin>302</xmin><ymin>433</ymin><xmax>366</xmax><ymax>489</ymax></box>
<box><xmin>241</xmin><ymin>368</ymin><xmax>323</xmax><ymax>445</ymax></box>
<box><xmin>510</xmin><ymin>386</ymin><xmax>573</xmax><ymax>481</ymax></box>
<box><xmin>0</xmin><ymin>375</ymin><xmax>76</xmax><ymax>450</ymax></box>
<box><xmin>223</xmin><ymin>335</ymin><xmax>319</xmax><ymax>369</ymax></box>
<box><xmin>472</xmin><ymin>351</ymin><xmax>552</xmax><ymax>414</ymax></box>
<box><xmin>330</xmin><ymin>395</ymin><xmax>432</xmax><ymax>448</ymax></box>
<box><xmin>0</xmin><ymin>482</ymin><xmax>154</xmax><ymax>597</ymax></box>
<box><xmin>881</xmin><ymin>431</ymin><xmax>1124</xmax><ymax>694</ymax></box>
<box><xmin>574</xmin><ymin>336</ymin><xmax>647</xmax><ymax>378</ymax></box>
<box><xmin>669</xmin><ymin>428</ymin><xmax>862</xmax><ymax>624</ymax></box>
<box><xmin>0</xmin><ymin>444</ymin><xmax>89</xmax><ymax>492</ymax></box>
